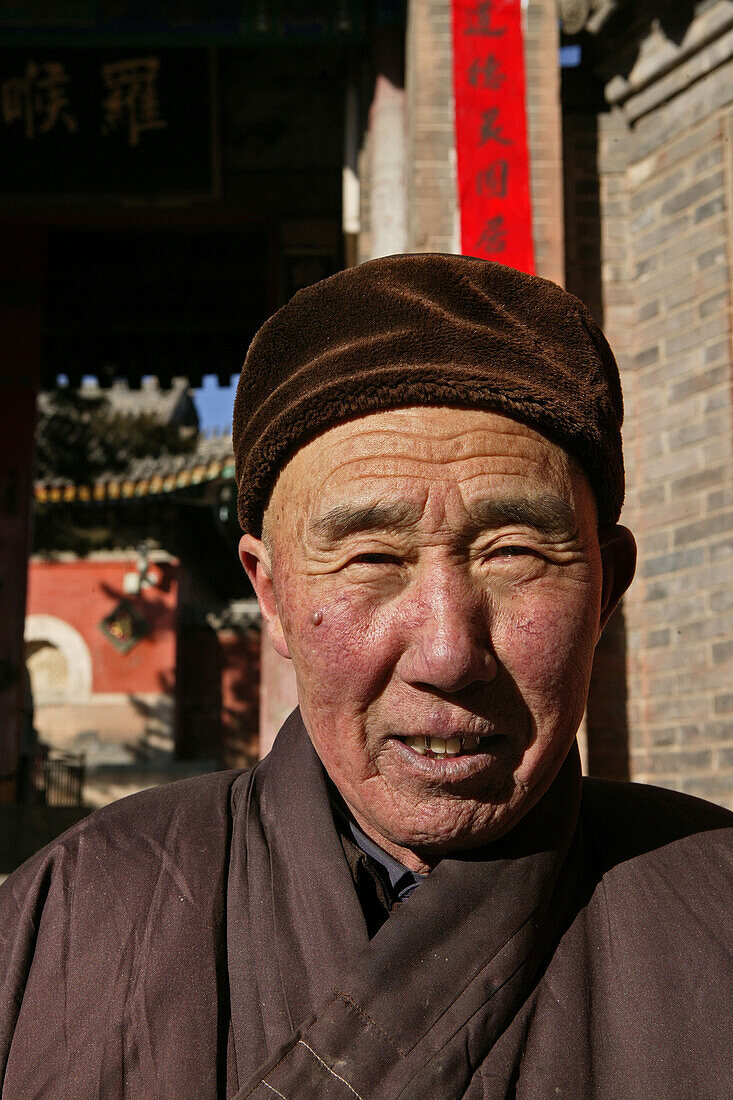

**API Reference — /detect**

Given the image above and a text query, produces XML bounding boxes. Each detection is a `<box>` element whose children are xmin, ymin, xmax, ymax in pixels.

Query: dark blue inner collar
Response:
<box><xmin>348</xmin><ymin>819</ymin><xmax>428</xmax><ymax>900</ymax></box>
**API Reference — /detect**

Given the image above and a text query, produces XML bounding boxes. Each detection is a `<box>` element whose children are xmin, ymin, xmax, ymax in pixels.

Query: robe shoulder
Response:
<box><xmin>580</xmin><ymin>775</ymin><xmax>732</xmax><ymax>871</ymax></box>
<box><xmin>0</xmin><ymin>768</ymin><xmax>254</xmax><ymax>1097</ymax></box>
<box><xmin>524</xmin><ymin>778</ymin><xmax>733</xmax><ymax>1097</ymax></box>
<box><xmin>577</xmin><ymin>777</ymin><xmax>732</xmax><ymax>1011</ymax></box>
<box><xmin>1</xmin><ymin>767</ymin><xmax>249</xmax><ymax>907</ymax></box>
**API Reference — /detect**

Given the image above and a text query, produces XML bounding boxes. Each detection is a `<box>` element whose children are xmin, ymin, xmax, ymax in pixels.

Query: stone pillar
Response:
<box><xmin>365</xmin><ymin>20</ymin><xmax>408</xmax><ymax>259</ymax></box>
<box><xmin>343</xmin><ymin>80</ymin><xmax>361</xmax><ymax>267</ymax></box>
<box><xmin>0</xmin><ymin>228</ymin><xmax>43</xmax><ymax>801</ymax></box>
<box><xmin>219</xmin><ymin>622</ymin><xmax>260</xmax><ymax>769</ymax></box>
<box><xmin>258</xmin><ymin>634</ymin><xmax>298</xmax><ymax>758</ymax></box>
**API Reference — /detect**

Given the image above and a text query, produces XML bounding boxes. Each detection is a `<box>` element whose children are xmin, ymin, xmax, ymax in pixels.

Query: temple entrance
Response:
<box><xmin>1</xmin><ymin>23</ymin><xmax>359</xmax><ymax>797</ymax></box>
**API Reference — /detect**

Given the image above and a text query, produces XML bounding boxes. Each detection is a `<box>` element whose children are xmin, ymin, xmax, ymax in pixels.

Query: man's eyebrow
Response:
<box><xmin>311</xmin><ymin>501</ymin><xmax>422</xmax><ymax>542</ymax></box>
<box><xmin>469</xmin><ymin>495</ymin><xmax>576</xmax><ymax>537</ymax></box>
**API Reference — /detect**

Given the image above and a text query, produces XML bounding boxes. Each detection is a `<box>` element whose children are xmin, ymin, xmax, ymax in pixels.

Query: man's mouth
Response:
<box><xmin>400</xmin><ymin>734</ymin><xmax>483</xmax><ymax>758</ymax></box>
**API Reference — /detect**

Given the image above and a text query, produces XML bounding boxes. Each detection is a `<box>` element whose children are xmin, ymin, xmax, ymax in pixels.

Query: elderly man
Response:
<box><xmin>1</xmin><ymin>256</ymin><xmax>731</xmax><ymax>1098</ymax></box>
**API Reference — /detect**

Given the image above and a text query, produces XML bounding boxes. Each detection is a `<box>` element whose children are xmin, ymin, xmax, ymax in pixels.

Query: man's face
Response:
<box><xmin>242</xmin><ymin>407</ymin><xmax>633</xmax><ymax>871</ymax></box>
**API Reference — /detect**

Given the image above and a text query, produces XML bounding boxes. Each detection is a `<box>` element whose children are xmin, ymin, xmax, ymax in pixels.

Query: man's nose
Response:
<box><xmin>395</xmin><ymin>572</ymin><xmax>498</xmax><ymax>694</ymax></box>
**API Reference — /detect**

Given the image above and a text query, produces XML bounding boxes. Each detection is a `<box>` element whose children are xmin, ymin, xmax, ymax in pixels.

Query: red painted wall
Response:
<box><xmin>26</xmin><ymin>558</ymin><xmax>178</xmax><ymax>695</ymax></box>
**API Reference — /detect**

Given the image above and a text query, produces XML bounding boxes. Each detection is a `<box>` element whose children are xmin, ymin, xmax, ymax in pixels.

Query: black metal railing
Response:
<box><xmin>31</xmin><ymin>751</ymin><xmax>86</xmax><ymax>808</ymax></box>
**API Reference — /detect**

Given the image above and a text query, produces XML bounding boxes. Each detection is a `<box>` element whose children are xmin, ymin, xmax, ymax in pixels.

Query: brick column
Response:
<box><xmin>586</xmin><ymin>107</ymin><xmax>635</xmax><ymax>781</ymax></box>
<box><xmin>405</xmin><ymin>0</ymin><xmax>459</xmax><ymax>253</ymax></box>
<box><xmin>524</xmin><ymin>0</ymin><xmax>566</xmax><ymax>283</ymax></box>
<box><xmin>259</xmin><ymin>635</ymin><xmax>298</xmax><ymax>758</ymax></box>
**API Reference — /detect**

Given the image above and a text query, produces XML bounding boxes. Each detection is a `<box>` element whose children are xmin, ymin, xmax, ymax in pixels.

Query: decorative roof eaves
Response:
<box><xmin>35</xmin><ymin>436</ymin><xmax>235</xmax><ymax>507</ymax></box>
<box><xmin>556</xmin><ymin>0</ymin><xmax>620</xmax><ymax>35</ymax></box>
<box><xmin>604</xmin><ymin>3</ymin><xmax>733</xmax><ymax>121</ymax></box>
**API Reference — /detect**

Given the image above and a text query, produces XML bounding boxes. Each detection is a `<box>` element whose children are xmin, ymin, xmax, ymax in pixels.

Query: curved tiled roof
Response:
<box><xmin>35</xmin><ymin>432</ymin><xmax>234</xmax><ymax>506</ymax></box>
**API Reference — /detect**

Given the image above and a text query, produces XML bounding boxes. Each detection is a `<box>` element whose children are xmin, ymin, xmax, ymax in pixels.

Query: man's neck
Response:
<box><xmin>348</xmin><ymin>818</ymin><xmax>428</xmax><ymax>899</ymax></box>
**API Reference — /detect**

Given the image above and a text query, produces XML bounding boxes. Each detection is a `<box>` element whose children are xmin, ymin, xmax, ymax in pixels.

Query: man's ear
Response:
<box><xmin>597</xmin><ymin>525</ymin><xmax>637</xmax><ymax>637</ymax></box>
<box><xmin>239</xmin><ymin>534</ymin><xmax>291</xmax><ymax>659</ymax></box>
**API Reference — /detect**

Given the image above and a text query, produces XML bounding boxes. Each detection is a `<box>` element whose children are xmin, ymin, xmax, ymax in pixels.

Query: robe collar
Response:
<box><xmin>228</xmin><ymin>709</ymin><xmax>583</xmax><ymax>1096</ymax></box>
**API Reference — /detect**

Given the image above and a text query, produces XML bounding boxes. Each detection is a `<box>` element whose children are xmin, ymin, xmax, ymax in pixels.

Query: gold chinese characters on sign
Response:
<box><xmin>1</xmin><ymin>55</ymin><xmax>167</xmax><ymax>147</ymax></box>
<box><xmin>101</xmin><ymin>57</ymin><xmax>167</xmax><ymax>148</ymax></box>
<box><xmin>1</xmin><ymin>61</ymin><xmax>77</xmax><ymax>139</ymax></box>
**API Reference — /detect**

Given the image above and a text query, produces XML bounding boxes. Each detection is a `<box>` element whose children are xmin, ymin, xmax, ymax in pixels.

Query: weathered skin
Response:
<box><xmin>240</xmin><ymin>407</ymin><xmax>635</xmax><ymax>873</ymax></box>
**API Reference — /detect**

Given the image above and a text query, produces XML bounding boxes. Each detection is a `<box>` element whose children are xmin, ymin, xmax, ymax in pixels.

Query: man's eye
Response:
<box><xmin>490</xmin><ymin>545</ymin><xmax>534</xmax><ymax>560</ymax></box>
<box><xmin>349</xmin><ymin>552</ymin><xmax>400</xmax><ymax>566</ymax></box>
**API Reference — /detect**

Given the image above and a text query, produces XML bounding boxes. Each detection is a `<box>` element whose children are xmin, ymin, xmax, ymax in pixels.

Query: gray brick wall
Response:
<box><xmin>588</xmin><ymin>14</ymin><xmax>733</xmax><ymax>807</ymax></box>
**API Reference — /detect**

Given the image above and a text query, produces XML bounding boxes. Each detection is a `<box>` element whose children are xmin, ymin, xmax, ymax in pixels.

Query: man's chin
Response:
<box><xmin>356</xmin><ymin>785</ymin><xmax>530</xmax><ymax>869</ymax></box>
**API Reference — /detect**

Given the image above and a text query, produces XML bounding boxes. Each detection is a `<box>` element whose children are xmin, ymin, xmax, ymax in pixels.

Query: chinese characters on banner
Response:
<box><xmin>452</xmin><ymin>0</ymin><xmax>535</xmax><ymax>272</ymax></box>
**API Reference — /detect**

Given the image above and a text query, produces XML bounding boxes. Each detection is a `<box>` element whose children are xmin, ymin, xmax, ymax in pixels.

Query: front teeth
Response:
<box><xmin>404</xmin><ymin>734</ymin><xmax>481</xmax><ymax>757</ymax></box>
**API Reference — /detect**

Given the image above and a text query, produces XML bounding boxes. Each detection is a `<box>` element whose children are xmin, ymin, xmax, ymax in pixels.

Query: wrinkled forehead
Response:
<box><xmin>264</xmin><ymin>406</ymin><xmax>596</xmax><ymax>540</ymax></box>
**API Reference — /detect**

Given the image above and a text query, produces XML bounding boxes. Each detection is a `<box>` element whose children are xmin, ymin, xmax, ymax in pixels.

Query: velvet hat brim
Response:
<box><xmin>233</xmin><ymin>254</ymin><xmax>624</xmax><ymax>535</ymax></box>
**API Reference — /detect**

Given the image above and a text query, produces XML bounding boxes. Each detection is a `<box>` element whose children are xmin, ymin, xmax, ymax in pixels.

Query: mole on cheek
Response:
<box><xmin>310</xmin><ymin>610</ymin><xmax>324</xmax><ymax>626</ymax></box>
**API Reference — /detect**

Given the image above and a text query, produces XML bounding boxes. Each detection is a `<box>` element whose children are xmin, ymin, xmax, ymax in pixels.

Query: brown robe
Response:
<box><xmin>1</xmin><ymin>710</ymin><xmax>731</xmax><ymax>1098</ymax></box>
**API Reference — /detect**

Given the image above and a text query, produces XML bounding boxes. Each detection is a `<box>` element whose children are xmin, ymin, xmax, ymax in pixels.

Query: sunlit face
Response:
<box><xmin>241</xmin><ymin>407</ymin><xmax>634</xmax><ymax>872</ymax></box>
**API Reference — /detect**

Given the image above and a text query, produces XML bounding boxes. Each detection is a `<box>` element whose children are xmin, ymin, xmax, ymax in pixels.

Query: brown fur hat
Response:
<box><xmin>233</xmin><ymin>253</ymin><xmax>624</xmax><ymax>534</ymax></box>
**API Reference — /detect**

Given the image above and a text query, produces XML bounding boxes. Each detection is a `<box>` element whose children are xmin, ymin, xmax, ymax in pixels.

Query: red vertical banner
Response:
<box><xmin>452</xmin><ymin>0</ymin><xmax>535</xmax><ymax>272</ymax></box>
